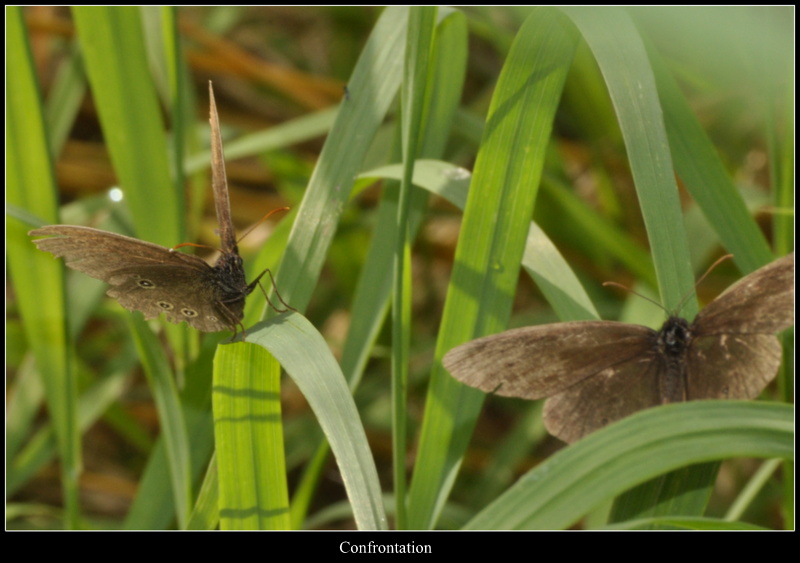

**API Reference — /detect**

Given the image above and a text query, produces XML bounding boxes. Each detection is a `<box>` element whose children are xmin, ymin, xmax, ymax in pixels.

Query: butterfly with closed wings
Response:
<box><xmin>30</xmin><ymin>83</ymin><xmax>290</xmax><ymax>335</ymax></box>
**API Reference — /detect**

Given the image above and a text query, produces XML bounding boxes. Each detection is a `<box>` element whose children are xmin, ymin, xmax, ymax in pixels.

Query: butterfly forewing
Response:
<box><xmin>443</xmin><ymin>321</ymin><xmax>656</xmax><ymax>400</ymax></box>
<box><xmin>693</xmin><ymin>252</ymin><xmax>794</xmax><ymax>335</ymax></box>
<box><xmin>208</xmin><ymin>83</ymin><xmax>238</xmax><ymax>255</ymax></box>
<box><xmin>30</xmin><ymin>225</ymin><xmax>202</xmax><ymax>275</ymax></box>
<box><xmin>685</xmin><ymin>253</ymin><xmax>793</xmax><ymax>401</ymax></box>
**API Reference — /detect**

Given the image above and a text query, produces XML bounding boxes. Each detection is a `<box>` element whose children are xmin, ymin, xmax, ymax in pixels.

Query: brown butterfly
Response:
<box><xmin>443</xmin><ymin>253</ymin><xmax>794</xmax><ymax>443</ymax></box>
<box><xmin>30</xmin><ymin>83</ymin><xmax>289</xmax><ymax>334</ymax></box>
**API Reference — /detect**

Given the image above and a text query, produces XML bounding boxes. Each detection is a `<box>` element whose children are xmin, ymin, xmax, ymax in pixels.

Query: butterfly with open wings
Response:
<box><xmin>444</xmin><ymin>253</ymin><xmax>794</xmax><ymax>443</ymax></box>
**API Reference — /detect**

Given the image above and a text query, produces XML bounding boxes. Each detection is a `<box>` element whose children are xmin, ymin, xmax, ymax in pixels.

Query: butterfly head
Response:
<box><xmin>213</xmin><ymin>249</ymin><xmax>248</xmax><ymax>294</ymax></box>
<box><xmin>657</xmin><ymin>316</ymin><xmax>691</xmax><ymax>356</ymax></box>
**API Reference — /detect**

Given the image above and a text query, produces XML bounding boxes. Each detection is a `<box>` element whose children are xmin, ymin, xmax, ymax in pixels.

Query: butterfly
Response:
<box><xmin>443</xmin><ymin>253</ymin><xmax>794</xmax><ymax>443</ymax></box>
<box><xmin>30</xmin><ymin>83</ymin><xmax>289</xmax><ymax>334</ymax></box>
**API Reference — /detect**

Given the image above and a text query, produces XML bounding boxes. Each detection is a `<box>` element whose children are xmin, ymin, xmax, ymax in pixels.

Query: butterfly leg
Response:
<box><xmin>249</xmin><ymin>268</ymin><xmax>297</xmax><ymax>314</ymax></box>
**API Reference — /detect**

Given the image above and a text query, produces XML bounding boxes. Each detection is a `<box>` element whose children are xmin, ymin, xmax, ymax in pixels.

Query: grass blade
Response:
<box><xmin>247</xmin><ymin>313</ymin><xmax>387</xmax><ymax>530</ymax></box>
<box><xmin>465</xmin><ymin>401</ymin><xmax>793</xmax><ymax>530</ymax></box>
<box><xmin>408</xmin><ymin>8</ymin><xmax>579</xmax><ymax>529</ymax></box>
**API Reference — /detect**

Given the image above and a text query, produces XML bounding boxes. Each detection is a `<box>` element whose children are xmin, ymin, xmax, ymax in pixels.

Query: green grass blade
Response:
<box><xmin>606</xmin><ymin>516</ymin><xmax>767</xmax><ymax>531</ymax></box>
<box><xmin>7</xmin><ymin>6</ymin><xmax>80</xmax><ymax>528</ymax></box>
<box><xmin>43</xmin><ymin>43</ymin><xmax>86</xmax><ymax>156</ymax></box>
<box><xmin>270</xmin><ymin>6</ymin><xmax>409</xmax><ymax>313</ymax></box>
<box><xmin>464</xmin><ymin>401</ymin><xmax>793</xmax><ymax>530</ymax></box>
<box><xmin>725</xmin><ymin>458</ymin><xmax>782</xmax><ymax>522</ymax></box>
<box><xmin>186</xmin><ymin>454</ymin><xmax>220</xmax><ymax>530</ymax></box>
<box><xmin>408</xmin><ymin>8</ymin><xmax>579</xmax><ymax>529</ymax></box>
<box><xmin>127</xmin><ymin>316</ymin><xmax>193</xmax><ymax>528</ymax></box>
<box><xmin>340</xmin><ymin>11</ymin><xmax>468</xmax><ymax>397</ymax></box>
<box><xmin>286</xmin><ymin>10</ymin><xmax>469</xmax><ymax>527</ymax></box>
<box><xmin>185</xmin><ymin>107</ymin><xmax>340</xmax><ymax>174</ymax></box>
<box><xmin>6</xmin><ymin>355</ymin><xmax>44</xmax><ymax>468</ymax></box>
<box><xmin>564</xmin><ymin>7</ymin><xmax>696</xmax><ymax>314</ymax></box>
<box><xmin>246</xmin><ymin>312</ymin><xmax>387</xmax><ymax>530</ymax></box>
<box><xmin>8</xmin><ymin>353</ymin><xmax>135</xmax><ymax>497</ymax></box>
<box><xmin>363</xmin><ymin>159</ymin><xmax>600</xmax><ymax>322</ymax></box>
<box><xmin>564</xmin><ymin>6</ymin><xmax>715</xmax><ymax>524</ymax></box>
<box><xmin>538</xmin><ymin>177</ymin><xmax>657</xmax><ymax>287</ymax></box>
<box><xmin>123</xmin><ymin>336</ymin><xmax>219</xmax><ymax>530</ymax></box>
<box><xmin>649</xmin><ymin>41</ymin><xmax>774</xmax><ymax>273</ymax></box>
<box><xmin>72</xmin><ymin>6</ymin><xmax>182</xmax><ymax>245</ymax></box>
<box><xmin>213</xmin><ymin>344</ymin><xmax>290</xmax><ymax>530</ymax></box>
<box><xmin>391</xmin><ymin>6</ymin><xmax>438</xmax><ymax>529</ymax></box>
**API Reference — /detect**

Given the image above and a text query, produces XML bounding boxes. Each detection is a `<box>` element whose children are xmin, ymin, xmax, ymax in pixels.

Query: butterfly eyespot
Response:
<box><xmin>157</xmin><ymin>301</ymin><xmax>174</xmax><ymax>310</ymax></box>
<box><xmin>181</xmin><ymin>308</ymin><xmax>198</xmax><ymax>318</ymax></box>
<box><xmin>137</xmin><ymin>279</ymin><xmax>156</xmax><ymax>289</ymax></box>
<box><xmin>208</xmin><ymin>315</ymin><xmax>218</xmax><ymax>322</ymax></box>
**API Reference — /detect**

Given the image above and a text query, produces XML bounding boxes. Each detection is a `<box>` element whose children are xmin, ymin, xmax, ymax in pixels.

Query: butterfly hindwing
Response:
<box><xmin>106</xmin><ymin>264</ymin><xmax>243</xmax><ymax>332</ymax></box>
<box><xmin>687</xmin><ymin>333</ymin><xmax>782</xmax><ymax>401</ymax></box>
<box><xmin>543</xmin><ymin>352</ymin><xmax>663</xmax><ymax>444</ymax></box>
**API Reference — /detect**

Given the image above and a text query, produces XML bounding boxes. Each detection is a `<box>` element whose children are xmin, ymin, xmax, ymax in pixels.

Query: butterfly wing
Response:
<box><xmin>30</xmin><ymin>225</ymin><xmax>239</xmax><ymax>332</ymax></box>
<box><xmin>106</xmin><ymin>265</ymin><xmax>241</xmax><ymax>332</ymax></box>
<box><xmin>30</xmin><ymin>225</ymin><xmax>207</xmax><ymax>275</ymax></box>
<box><xmin>686</xmin><ymin>333</ymin><xmax>782</xmax><ymax>400</ymax></box>
<box><xmin>208</xmin><ymin>83</ymin><xmax>238</xmax><ymax>254</ymax></box>
<box><xmin>543</xmin><ymin>353</ymin><xmax>663</xmax><ymax>443</ymax></box>
<box><xmin>443</xmin><ymin>321</ymin><xmax>656</xmax><ymax>399</ymax></box>
<box><xmin>693</xmin><ymin>252</ymin><xmax>794</xmax><ymax>335</ymax></box>
<box><xmin>444</xmin><ymin>254</ymin><xmax>794</xmax><ymax>443</ymax></box>
<box><xmin>686</xmin><ymin>252</ymin><xmax>794</xmax><ymax>400</ymax></box>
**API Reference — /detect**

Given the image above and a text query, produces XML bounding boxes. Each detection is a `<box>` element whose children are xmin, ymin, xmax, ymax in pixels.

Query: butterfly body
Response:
<box><xmin>655</xmin><ymin>316</ymin><xmax>691</xmax><ymax>403</ymax></box>
<box><xmin>444</xmin><ymin>253</ymin><xmax>794</xmax><ymax>443</ymax></box>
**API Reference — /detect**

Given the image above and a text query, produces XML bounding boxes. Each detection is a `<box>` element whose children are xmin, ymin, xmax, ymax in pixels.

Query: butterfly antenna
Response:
<box><xmin>602</xmin><ymin>281</ymin><xmax>665</xmax><ymax>312</ymax></box>
<box><xmin>238</xmin><ymin>207</ymin><xmax>290</xmax><ymax>244</ymax></box>
<box><xmin>694</xmin><ymin>254</ymin><xmax>734</xmax><ymax>291</ymax></box>
<box><xmin>604</xmin><ymin>254</ymin><xmax>735</xmax><ymax>315</ymax></box>
<box><xmin>173</xmin><ymin>207</ymin><xmax>290</xmax><ymax>255</ymax></box>
<box><xmin>673</xmin><ymin>254</ymin><xmax>734</xmax><ymax>314</ymax></box>
<box><xmin>170</xmin><ymin>241</ymin><xmax>218</xmax><ymax>253</ymax></box>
